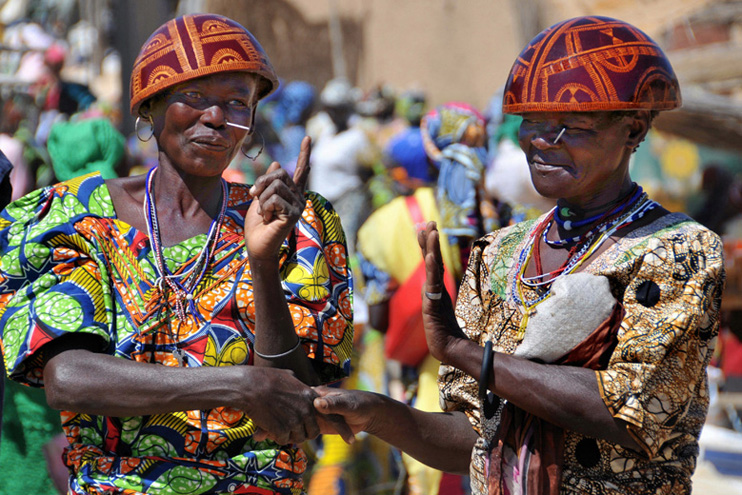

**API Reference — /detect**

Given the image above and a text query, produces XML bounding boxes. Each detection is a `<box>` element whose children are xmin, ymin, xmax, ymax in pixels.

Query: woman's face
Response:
<box><xmin>147</xmin><ymin>72</ymin><xmax>261</xmax><ymax>177</ymax></box>
<box><xmin>517</xmin><ymin>111</ymin><xmax>646</xmax><ymax>207</ymax></box>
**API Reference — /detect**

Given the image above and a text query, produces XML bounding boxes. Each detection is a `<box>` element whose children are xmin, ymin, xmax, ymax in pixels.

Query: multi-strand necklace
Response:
<box><xmin>143</xmin><ymin>167</ymin><xmax>228</xmax><ymax>321</ymax></box>
<box><xmin>554</xmin><ymin>184</ymin><xmax>641</xmax><ymax>231</ymax></box>
<box><xmin>511</xmin><ymin>186</ymin><xmax>657</xmax><ymax>336</ymax></box>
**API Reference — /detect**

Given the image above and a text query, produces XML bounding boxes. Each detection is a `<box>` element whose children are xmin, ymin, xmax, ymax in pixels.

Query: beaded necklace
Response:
<box><xmin>552</xmin><ymin>184</ymin><xmax>643</xmax><ymax>237</ymax></box>
<box><xmin>543</xmin><ymin>186</ymin><xmax>644</xmax><ymax>247</ymax></box>
<box><xmin>511</xmin><ymin>194</ymin><xmax>657</xmax><ymax>337</ymax></box>
<box><xmin>143</xmin><ymin>167</ymin><xmax>228</xmax><ymax>321</ymax></box>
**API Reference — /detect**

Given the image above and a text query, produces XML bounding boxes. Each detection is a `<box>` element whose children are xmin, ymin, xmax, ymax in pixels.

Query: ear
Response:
<box><xmin>626</xmin><ymin>111</ymin><xmax>651</xmax><ymax>151</ymax></box>
<box><xmin>248</xmin><ymin>104</ymin><xmax>258</xmax><ymax>135</ymax></box>
<box><xmin>138</xmin><ymin>99</ymin><xmax>153</xmax><ymax>120</ymax></box>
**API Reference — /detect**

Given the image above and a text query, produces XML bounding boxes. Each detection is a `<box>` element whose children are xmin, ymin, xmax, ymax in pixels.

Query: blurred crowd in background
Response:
<box><xmin>1</xmin><ymin>1</ymin><xmax>742</xmax><ymax>495</ymax></box>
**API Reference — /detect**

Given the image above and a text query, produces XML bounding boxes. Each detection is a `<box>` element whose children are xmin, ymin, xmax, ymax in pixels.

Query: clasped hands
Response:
<box><xmin>252</xmin><ymin>383</ymin><xmax>394</xmax><ymax>445</ymax></box>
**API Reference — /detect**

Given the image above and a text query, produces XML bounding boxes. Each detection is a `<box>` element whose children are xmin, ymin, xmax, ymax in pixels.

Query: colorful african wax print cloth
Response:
<box><xmin>420</xmin><ymin>103</ymin><xmax>492</xmax><ymax>240</ymax></box>
<box><xmin>438</xmin><ymin>210</ymin><xmax>724</xmax><ymax>495</ymax></box>
<box><xmin>502</xmin><ymin>16</ymin><xmax>681</xmax><ymax>114</ymax></box>
<box><xmin>0</xmin><ymin>172</ymin><xmax>354</xmax><ymax>495</ymax></box>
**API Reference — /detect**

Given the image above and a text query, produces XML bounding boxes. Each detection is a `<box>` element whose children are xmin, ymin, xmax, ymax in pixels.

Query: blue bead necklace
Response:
<box><xmin>554</xmin><ymin>184</ymin><xmax>642</xmax><ymax>232</ymax></box>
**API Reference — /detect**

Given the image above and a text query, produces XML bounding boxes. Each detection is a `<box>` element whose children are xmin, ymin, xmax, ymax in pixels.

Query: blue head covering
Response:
<box><xmin>421</xmin><ymin>102</ymin><xmax>489</xmax><ymax>239</ymax></box>
<box><xmin>272</xmin><ymin>80</ymin><xmax>316</xmax><ymax>131</ymax></box>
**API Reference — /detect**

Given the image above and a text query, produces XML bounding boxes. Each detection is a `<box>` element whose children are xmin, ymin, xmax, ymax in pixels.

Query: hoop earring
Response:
<box><xmin>241</xmin><ymin>129</ymin><xmax>264</xmax><ymax>160</ymax></box>
<box><xmin>135</xmin><ymin>115</ymin><xmax>154</xmax><ymax>142</ymax></box>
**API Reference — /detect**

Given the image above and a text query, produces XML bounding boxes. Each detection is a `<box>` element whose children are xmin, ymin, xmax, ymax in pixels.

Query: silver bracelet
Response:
<box><xmin>253</xmin><ymin>339</ymin><xmax>301</xmax><ymax>359</ymax></box>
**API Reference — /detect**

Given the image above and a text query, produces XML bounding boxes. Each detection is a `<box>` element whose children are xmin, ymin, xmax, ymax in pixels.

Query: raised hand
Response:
<box><xmin>417</xmin><ymin>221</ymin><xmax>467</xmax><ymax>363</ymax></box>
<box><xmin>244</xmin><ymin>136</ymin><xmax>312</xmax><ymax>262</ymax></box>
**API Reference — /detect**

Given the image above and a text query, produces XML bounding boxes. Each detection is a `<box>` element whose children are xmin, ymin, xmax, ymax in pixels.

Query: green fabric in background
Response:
<box><xmin>0</xmin><ymin>378</ymin><xmax>64</xmax><ymax>494</ymax></box>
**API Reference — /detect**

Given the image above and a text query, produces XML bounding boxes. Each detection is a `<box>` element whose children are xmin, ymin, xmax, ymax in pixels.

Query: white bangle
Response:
<box><xmin>253</xmin><ymin>340</ymin><xmax>301</xmax><ymax>359</ymax></box>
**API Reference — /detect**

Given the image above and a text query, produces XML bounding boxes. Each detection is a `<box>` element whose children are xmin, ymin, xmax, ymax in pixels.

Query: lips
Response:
<box><xmin>530</xmin><ymin>155</ymin><xmax>569</xmax><ymax>171</ymax></box>
<box><xmin>191</xmin><ymin>134</ymin><xmax>230</xmax><ymax>150</ymax></box>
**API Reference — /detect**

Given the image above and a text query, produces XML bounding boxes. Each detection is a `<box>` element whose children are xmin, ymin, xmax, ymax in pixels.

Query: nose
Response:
<box><xmin>201</xmin><ymin>102</ymin><xmax>228</xmax><ymax>128</ymax></box>
<box><xmin>531</xmin><ymin>134</ymin><xmax>560</xmax><ymax>150</ymax></box>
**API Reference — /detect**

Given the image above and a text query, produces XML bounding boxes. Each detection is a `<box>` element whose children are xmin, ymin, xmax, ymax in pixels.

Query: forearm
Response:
<box><xmin>363</xmin><ymin>393</ymin><xmax>476</xmax><ymax>474</ymax></box>
<box><xmin>250</xmin><ymin>258</ymin><xmax>320</xmax><ymax>385</ymax></box>
<box><xmin>45</xmin><ymin>349</ymin><xmax>246</xmax><ymax>416</ymax></box>
<box><xmin>446</xmin><ymin>339</ymin><xmax>639</xmax><ymax>449</ymax></box>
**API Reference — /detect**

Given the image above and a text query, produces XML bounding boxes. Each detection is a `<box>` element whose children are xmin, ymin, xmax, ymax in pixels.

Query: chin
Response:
<box><xmin>529</xmin><ymin>175</ymin><xmax>566</xmax><ymax>201</ymax></box>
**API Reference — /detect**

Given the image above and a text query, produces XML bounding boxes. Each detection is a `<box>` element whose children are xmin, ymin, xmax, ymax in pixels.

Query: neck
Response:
<box><xmin>553</xmin><ymin>181</ymin><xmax>640</xmax><ymax>238</ymax></box>
<box><xmin>558</xmin><ymin>178</ymin><xmax>634</xmax><ymax>214</ymax></box>
<box><xmin>150</xmin><ymin>165</ymin><xmax>225</xmax><ymax>219</ymax></box>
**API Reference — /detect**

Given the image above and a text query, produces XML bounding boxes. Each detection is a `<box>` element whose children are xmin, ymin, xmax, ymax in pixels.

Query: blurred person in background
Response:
<box><xmin>308</xmin><ymin>77</ymin><xmax>377</xmax><ymax>258</ymax></box>
<box><xmin>0</xmin><ymin>95</ymin><xmax>35</xmax><ymax>200</ymax></box>
<box><xmin>46</xmin><ymin>117</ymin><xmax>128</xmax><ymax>182</ymax></box>
<box><xmin>354</xmin><ymin>102</ymin><xmax>494</xmax><ymax>495</ymax></box>
<box><xmin>382</xmin><ymin>90</ymin><xmax>433</xmax><ymax>191</ymax></box>
<box><xmin>270</xmin><ymin>80</ymin><xmax>317</xmax><ymax>176</ymax></box>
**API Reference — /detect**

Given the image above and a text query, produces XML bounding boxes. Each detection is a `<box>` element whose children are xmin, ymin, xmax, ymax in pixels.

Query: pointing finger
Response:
<box><xmin>292</xmin><ymin>136</ymin><xmax>312</xmax><ymax>195</ymax></box>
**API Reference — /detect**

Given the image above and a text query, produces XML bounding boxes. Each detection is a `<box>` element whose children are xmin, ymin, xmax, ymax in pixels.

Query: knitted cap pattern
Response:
<box><xmin>129</xmin><ymin>13</ymin><xmax>278</xmax><ymax>114</ymax></box>
<box><xmin>502</xmin><ymin>16</ymin><xmax>681</xmax><ymax>114</ymax></box>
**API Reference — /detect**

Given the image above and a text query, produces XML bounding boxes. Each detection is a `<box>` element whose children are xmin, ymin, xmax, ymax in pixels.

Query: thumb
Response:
<box><xmin>313</xmin><ymin>396</ymin><xmax>332</xmax><ymax>413</ymax></box>
<box><xmin>252</xmin><ymin>427</ymin><xmax>270</xmax><ymax>443</ymax></box>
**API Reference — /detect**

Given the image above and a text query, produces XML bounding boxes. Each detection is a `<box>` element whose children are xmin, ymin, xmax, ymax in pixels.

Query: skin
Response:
<box><xmin>314</xmin><ymin>110</ymin><xmax>660</xmax><ymax>471</ymax></box>
<box><xmin>42</xmin><ymin>71</ymin><xmax>353</xmax><ymax>446</ymax></box>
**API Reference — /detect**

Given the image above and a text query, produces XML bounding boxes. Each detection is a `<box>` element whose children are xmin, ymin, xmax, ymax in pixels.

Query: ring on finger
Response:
<box><xmin>425</xmin><ymin>291</ymin><xmax>443</xmax><ymax>300</ymax></box>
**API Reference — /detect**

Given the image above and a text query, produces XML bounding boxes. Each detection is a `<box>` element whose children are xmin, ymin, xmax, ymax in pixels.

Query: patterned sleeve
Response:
<box><xmin>0</xmin><ymin>183</ymin><xmax>113</xmax><ymax>386</ymax></box>
<box><xmin>280</xmin><ymin>191</ymin><xmax>354</xmax><ymax>384</ymax></box>
<box><xmin>597</xmin><ymin>226</ymin><xmax>724</xmax><ymax>457</ymax></box>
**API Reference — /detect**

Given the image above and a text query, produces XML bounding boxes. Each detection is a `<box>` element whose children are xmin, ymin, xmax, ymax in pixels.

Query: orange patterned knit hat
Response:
<box><xmin>130</xmin><ymin>13</ymin><xmax>278</xmax><ymax>115</ymax></box>
<box><xmin>502</xmin><ymin>16</ymin><xmax>681</xmax><ymax>114</ymax></box>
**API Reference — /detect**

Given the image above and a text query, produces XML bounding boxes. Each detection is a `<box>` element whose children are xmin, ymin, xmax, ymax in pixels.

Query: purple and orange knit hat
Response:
<box><xmin>129</xmin><ymin>13</ymin><xmax>278</xmax><ymax>115</ymax></box>
<box><xmin>503</xmin><ymin>16</ymin><xmax>681</xmax><ymax>114</ymax></box>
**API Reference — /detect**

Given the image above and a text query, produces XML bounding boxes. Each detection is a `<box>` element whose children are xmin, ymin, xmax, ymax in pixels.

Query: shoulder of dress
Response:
<box><xmin>475</xmin><ymin>217</ymin><xmax>539</xmax><ymax>250</ymax></box>
<box><xmin>641</xmin><ymin>212</ymin><xmax>723</xmax><ymax>248</ymax></box>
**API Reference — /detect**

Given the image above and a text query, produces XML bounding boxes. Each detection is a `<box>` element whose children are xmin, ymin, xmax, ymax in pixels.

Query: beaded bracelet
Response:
<box><xmin>479</xmin><ymin>340</ymin><xmax>494</xmax><ymax>400</ymax></box>
<box><xmin>254</xmin><ymin>340</ymin><xmax>301</xmax><ymax>359</ymax></box>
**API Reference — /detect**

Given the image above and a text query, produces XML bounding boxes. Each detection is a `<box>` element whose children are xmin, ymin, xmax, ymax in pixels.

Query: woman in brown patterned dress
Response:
<box><xmin>0</xmin><ymin>13</ymin><xmax>354</xmax><ymax>495</ymax></box>
<box><xmin>316</xmin><ymin>16</ymin><xmax>725</xmax><ymax>495</ymax></box>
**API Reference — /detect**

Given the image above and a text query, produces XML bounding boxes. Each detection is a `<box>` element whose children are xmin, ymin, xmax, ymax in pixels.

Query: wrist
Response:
<box><xmin>229</xmin><ymin>366</ymin><xmax>257</xmax><ymax>412</ymax></box>
<box><xmin>362</xmin><ymin>392</ymin><xmax>390</xmax><ymax>436</ymax></box>
<box><xmin>441</xmin><ymin>334</ymin><xmax>468</xmax><ymax>366</ymax></box>
<box><xmin>246</xmin><ymin>252</ymin><xmax>281</xmax><ymax>268</ymax></box>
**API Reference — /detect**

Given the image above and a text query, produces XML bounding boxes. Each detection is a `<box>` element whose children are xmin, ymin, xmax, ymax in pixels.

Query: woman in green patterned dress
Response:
<box><xmin>315</xmin><ymin>16</ymin><xmax>725</xmax><ymax>495</ymax></box>
<box><xmin>0</xmin><ymin>14</ymin><xmax>353</xmax><ymax>495</ymax></box>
